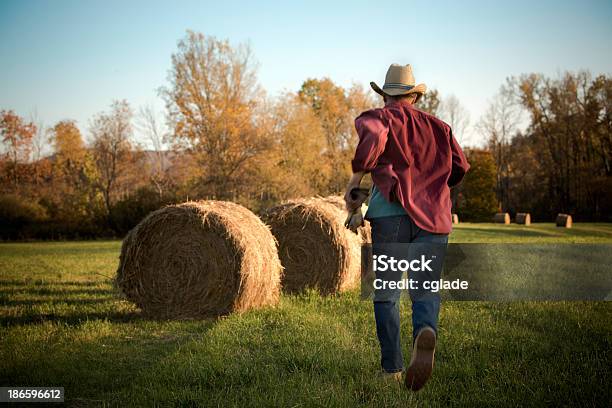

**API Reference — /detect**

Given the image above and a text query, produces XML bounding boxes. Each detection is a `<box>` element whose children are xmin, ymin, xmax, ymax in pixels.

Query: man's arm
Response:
<box><xmin>350</xmin><ymin>110</ymin><xmax>389</xmax><ymax>174</ymax></box>
<box><xmin>344</xmin><ymin>171</ymin><xmax>366</xmax><ymax>211</ymax></box>
<box><xmin>447</xmin><ymin>128</ymin><xmax>470</xmax><ymax>187</ymax></box>
<box><xmin>345</xmin><ymin>110</ymin><xmax>389</xmax><ymax>210</ymax></box>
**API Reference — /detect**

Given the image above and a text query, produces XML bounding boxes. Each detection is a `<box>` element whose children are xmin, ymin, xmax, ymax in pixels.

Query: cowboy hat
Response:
<box><xmin>370</xmin><ymin>64</ymin><xmax>427</xmax><ymax>99</ymax></box>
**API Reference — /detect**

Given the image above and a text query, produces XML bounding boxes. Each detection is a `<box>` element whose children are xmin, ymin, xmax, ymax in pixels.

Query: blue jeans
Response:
<box><xmin>370</xmin><ymin>215</ymin><xmax>448</xmax><ymax>373</ymax></box>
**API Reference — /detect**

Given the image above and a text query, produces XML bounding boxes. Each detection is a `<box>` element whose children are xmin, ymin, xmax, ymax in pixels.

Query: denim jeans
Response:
<box><xmin>370</xmin><ymin>214</ymin><xmax>449</xmax><ymax>373</ymax></box>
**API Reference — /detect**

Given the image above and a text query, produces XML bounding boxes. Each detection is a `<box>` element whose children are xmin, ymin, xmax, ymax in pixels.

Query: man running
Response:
<box><xmin>345</xmin><ymin>63</ymin><xmax>469</xmax><ymax>391</ymax></box>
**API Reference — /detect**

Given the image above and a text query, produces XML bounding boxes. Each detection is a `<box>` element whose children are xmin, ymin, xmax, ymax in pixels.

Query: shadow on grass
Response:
<box><xmin>0</xmin><ymin>310</ymin><xmax>144</xmax><ymax>327</ymax></box>
<box><xmin>1</xmin><ymin>319</ymin><xmax>217</xmax><ymax>405</ymax></box>
<box><xmin>1</xmin><ymin>297</ymin><xmax>116</xmax><ymax>306</ymax></box>
<box><xmin>475</xmin><ymin>302</ymin><xmax>610</xmax><ymax>405</ymax></box>
<box><xmin>0</xmin><ymin>280</ymin><xmax>117</xmax><ymax>300</ymax></box>
<box><xmin>0</xmin><ymin>279</ymin><xmax>105</xmax><ymax>287</ymax></box>
<box><xmin>0</xmin><ymin>287</ymin><xmax>115</xmax><ymax>297</ymax></box>
<box><xmin>460</xmin><ymin>227</ymin><xmax>557</xmax><ymax>238</ymax></box>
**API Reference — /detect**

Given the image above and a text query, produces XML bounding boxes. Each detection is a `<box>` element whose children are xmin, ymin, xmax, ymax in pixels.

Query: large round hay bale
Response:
<box><xmin>116</xmin><ymin>201</ymin><xmax>282</xmax><ymax>319</ymax></box>
<box><xmin>263</xmin><ymin>197</ymin><xmax>362</xmax><ymax>295</ymax></box>
<box><xmin>452</xmin><ymin>214</ymin><xmax>459</xmax><ymax>224</ymax></box>
<box><xmin>493</xmin><ymin>212</ymin><xmax>510</xmax><ymax>224</ymax></box>
<box><xmin>320</xmin><ymin>195</ymin><xmax>346</xmax><ymax>209</ymax></box>
<box><xmin>556</xmin><ymin>213</ymin><xmax>572</xmax><ymax>228</ymax></box>
<box><xmin>516</xmin><ymin>212</ymin><xmax>531</xmax><ymax>225</ymax></box>
<box><xmin>321</xmin><ymin>195</ymin><xmax>371</xmax><ymax>243</ymax></box>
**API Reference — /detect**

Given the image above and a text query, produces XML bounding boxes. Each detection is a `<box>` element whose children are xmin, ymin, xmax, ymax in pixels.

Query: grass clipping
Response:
<box><xmin>263</xmin><ymin>197</ymin><xmax>363</xmax><ymax>295</ymax></box>
<box><xmin>116</xmin><ymin>201</ymin><xmax>282</xmax><ymax>319</ymax></box>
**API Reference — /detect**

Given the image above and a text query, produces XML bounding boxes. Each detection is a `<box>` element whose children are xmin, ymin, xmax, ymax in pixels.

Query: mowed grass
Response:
<box><xmin>0</xmin><ymin>223</ymin><xmax>611</xmax><ymax>407</ymax></box>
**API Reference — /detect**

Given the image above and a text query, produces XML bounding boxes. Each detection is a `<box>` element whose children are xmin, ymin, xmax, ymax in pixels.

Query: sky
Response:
<box><xmin>1</xmin><ymin>0</ymin><xmax>611</xmax><ymax>148</ymax></box>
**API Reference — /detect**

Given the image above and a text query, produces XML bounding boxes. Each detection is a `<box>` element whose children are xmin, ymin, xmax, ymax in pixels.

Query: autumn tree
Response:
<box><xmin>454</xmin><ymin>149</ymin><xmax>498</xmax><ymax>221</ymax></box>
<box><xmin>49</xmin><ymin>120</ymin><xmax>97</xmax><ymax>212</ymax></box>
<box><xmin>161</xmin><ymin>31</ymin><xmax>271</xmax><ymax>201</ymax></box>
<box><xmin>513</xmin><ymin>71</ymin><xmax>612</xmax><ymax>219</ymax></box>
<box><xmin>263</xmin><ymin>93</ymin><xmax>331</xmax><ymax>201</ymax></box>
<box><xmin>0</xmin><ymin>110</ymin><xmax>36</xmax><ymax>192</ymax></box>
<box><xmin>298</xmin><ymin>78</ymin><xmax>377</xmax><ymax>193</ymax></box>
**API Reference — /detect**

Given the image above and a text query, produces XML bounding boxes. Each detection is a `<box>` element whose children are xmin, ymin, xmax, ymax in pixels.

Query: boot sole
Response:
<box><xmin>405</xmin><ymin>329</ymin><xmax>436</xmax><ymax>391</ymax></box>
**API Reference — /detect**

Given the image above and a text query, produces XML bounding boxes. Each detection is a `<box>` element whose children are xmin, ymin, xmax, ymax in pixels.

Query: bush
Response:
<box><xmin>454</xmin><ymin>149</ymin><xmax>498</xmax><ymax>222</ymax></box>
<box><xmin>0</xmin><ymin>194</ymin><xmax>49</xmax><ymax>239</ymax></box>
<box><xmin>110</xmin><ymin>187</ymin><xmax>176</xmax><ymax>236</ymax></box>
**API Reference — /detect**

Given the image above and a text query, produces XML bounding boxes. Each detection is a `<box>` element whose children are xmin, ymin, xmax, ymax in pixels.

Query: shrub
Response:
<box><xmin>454</xmin><ymin>149</ymin><xmax>498</xmax><ymax>222</ymax></box>
<box><xmin>110</xmin><ymin>187</ymin><xmax>176</xmax><ymax>236</ymax></box>
<box><xmin>0</xmin><ymin>194</ymin><xmax>49</xmax><ymax>239</ymax></box>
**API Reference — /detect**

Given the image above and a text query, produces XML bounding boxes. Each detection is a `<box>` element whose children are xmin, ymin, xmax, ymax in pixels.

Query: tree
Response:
<box><xmin>137</xmin><ymin>105</ymin><xmax>171</xmax><ymax>198</ymax></box>
<box><xmin>513</xmin><ymin>71</ymin><xmax>612</xmax><ymax>220</ymax></box>
<box><xmin>454</xmin><ymin>149</ymin><xmax>498</xmax><ymax>221</ymax></box>
<box><xmin>0</xmin><ymin>110</ymin><xmax>36</xmax><ymax>192</ymax></box>
<box><xmin>265</xmin><ymin>93</ymin><xmax>331</xmax><ymax>200</ymax></box>
<box><xmin>29</xmin><ymin>110</ymin><xmax>51</xmax><ymax>188</ymax></box>
<box><xmin>417</xmin><ymin>89</ymin><xmax>441</xmax><ymax>116</ymax></box>
<box><xmin>161</xmin><ymin>30</ymin><xmax>270</xmax><ymax>201</ymax></box>
<box><xmin>90</xmin><ymin>100</ymin><xmax>135</xmax><ymax>217</ymax></box>
<box><xmin>439</xmin><ymin>94</ymin><xmax>470</xmax><ymax>145</ymax></box>
<box><xmin>50</xmin><ymin>120</ymin><xmax>96</xmax><ymax>199</ymax></box>
<box><xmin>477</xmin><ymin>84</ymin><xmax>521</xmax><ymax>210</ymax></box>
<box><xmin>297</xmin><ymin>79</ymin><xmax>378</xmax><ymax>193</ymax></box>
<box><xmin>298</xmin><ymin>78</ymin><xmax>350</xmax><ymax>192</ymax></box>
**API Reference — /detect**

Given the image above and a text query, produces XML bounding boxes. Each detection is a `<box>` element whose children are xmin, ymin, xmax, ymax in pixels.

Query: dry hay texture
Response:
<box><xmin>263</xmin><ymin>197</ymin><xmax>364</xmax><ymax>295</ymax></box>
<box><xmin>116</xmin><ymin>201</ymin><xmax>282</xmax><ymax>319</ymax></box>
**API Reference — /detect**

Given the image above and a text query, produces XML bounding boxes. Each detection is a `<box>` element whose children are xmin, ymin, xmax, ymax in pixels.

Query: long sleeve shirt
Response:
<box><xmin>351</xmin><ymin>100</ymin><xmax>470</xmax><ymax>234</ymax></box>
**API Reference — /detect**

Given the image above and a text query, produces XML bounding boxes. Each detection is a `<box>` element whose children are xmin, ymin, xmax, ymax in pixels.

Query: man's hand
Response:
<box><xmin>344</xmin><ymin>188</ymin><xmax>361</xmax><ymax>212</ymax></box>
<box><xmin>344</xmin><ymin>171</ymin><xmax>366</xmax><ymax>212</ymax></box>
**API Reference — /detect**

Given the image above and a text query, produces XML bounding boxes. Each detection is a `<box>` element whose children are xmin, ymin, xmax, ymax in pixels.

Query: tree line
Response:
<box><xmin>1</xmin><ymin>31</ymin><xmax>610</xmax><ymax>239</ymax></box>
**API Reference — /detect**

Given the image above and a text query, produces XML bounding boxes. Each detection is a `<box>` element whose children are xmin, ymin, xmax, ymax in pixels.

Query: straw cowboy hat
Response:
<box><xmin>370</xmin><ymin>64</ymin><xmax>427</xmax><ymax>100</ymax></box>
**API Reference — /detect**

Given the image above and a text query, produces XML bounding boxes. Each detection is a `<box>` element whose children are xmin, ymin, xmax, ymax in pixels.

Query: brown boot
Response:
<box><xmin>405</xmin><ymin>327</ymin><xmax>436</xmax><ymax>391</ymax></box>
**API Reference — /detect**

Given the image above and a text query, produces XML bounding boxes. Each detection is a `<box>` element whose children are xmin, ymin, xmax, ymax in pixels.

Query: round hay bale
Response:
<box><xmin>516</xmin><ymin>212</ymin><xmax>531</xmax><ymax>225</ymax></box>
<box><xmin>556</xmin><ymin>213</ymin><xmax>572</xmax><ymax>228</ymax></box>
<box><xmin>452</xmin><ymin>213</ymin><xmax>459</xmax><ymax>224</ymax></box>
<box><xmin>263</xmin><ymin>197</ymin><xmax>362</xmax><ymax>295</ymax></box>
<box><xmin>493</xmin><ymin>212</ymin><xmax>510</xmax><ymax>224</ymax></box>
<box><xmin>116</xmin><ymin>200</ymin><xmax>282</xmax><ymax>319</ymax></box>
<box><xmin>321</xmin><ymin>195</ymin><xmax>371</xmax><ymax>243</ymax></box>
<box><xmin>320</xmin><ymin>195</ymin><xmax>346</xmax><ymax>209</ymax></box>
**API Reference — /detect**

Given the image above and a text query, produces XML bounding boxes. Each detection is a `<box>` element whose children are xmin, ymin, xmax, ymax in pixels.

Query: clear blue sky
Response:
<box><xmin>1</xmin><ymin>0</ymin><xmax>611</xmax><ymax>147</ymax></box>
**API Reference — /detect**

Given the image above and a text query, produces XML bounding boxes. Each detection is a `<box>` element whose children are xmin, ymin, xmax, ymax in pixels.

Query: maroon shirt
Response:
<box><xmin>351</xmin><ymin>100</ymin><xmax>470</xmax><ymax>234</ymax></box>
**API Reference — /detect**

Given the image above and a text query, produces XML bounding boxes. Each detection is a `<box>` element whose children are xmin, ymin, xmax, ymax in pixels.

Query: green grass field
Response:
<box><xmin>1</xmin><ymin>223</ymin><xmax>611</xmax><ymax>407</ymax></box>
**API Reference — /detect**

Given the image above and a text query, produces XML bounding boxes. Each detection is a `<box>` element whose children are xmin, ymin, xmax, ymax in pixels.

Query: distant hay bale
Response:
<box><xmin>116</xmin><ymin>201</ymin><xmax>282</xmax><ymax>319</ymax></box>
<box><xmin>516</xmin><ymin>213</ymin><xmax>531</xmax><ymax>225</ymax></box>
<box><xmin>556</xmin><ymin>213</ymin><xmax>572</xmax><ymax>228</ymax></box>
<box><xmin>263</xmin><ymin>197</ymin><xmax>362</xmax><ymax>295</ymax></box>
<box><xmin>493</xmin><ymin>212</ymin><xmax>510</xmax><ymax>224</ymax></box>
<box><xmin>452</xmin><ymin>214</ymin><xmax>459</xmax><ymax>224</ymax></box>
